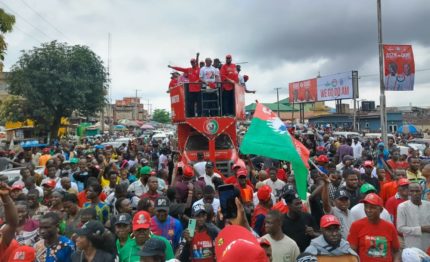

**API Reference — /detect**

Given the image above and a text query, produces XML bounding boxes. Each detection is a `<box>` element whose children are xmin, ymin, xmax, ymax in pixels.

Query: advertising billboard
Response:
<box><xmin>289</xmin><ymin>71</ymin><xmax>357</xmax><ymax>103</ymax></box>
<box><xmin>317</xmin><ymin>71</ymin><xmax>354</xmax><ymax>101</ymax></box>
<box><xmin>383</xmin><ymin>44</ymin><xmax>414</xmax><ymax>91</ymax></box>
<box><xmin>288</xmin><ymin>78</ymin><xmax>317</xmax><ymax>103</ymax></box>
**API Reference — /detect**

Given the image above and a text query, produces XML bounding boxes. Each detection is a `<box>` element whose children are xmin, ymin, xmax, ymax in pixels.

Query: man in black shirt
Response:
<box><xmin>339</xmin><ymin>169</ymin><xmax>360</xmax><ymax>208</ymax></box>
<box><xmin>281</xmin><ymin>190</ymin><xmax>319</xmax><ymax>252</ymax></box>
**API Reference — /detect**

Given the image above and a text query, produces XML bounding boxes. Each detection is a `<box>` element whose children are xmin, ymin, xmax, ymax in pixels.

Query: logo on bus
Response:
<box><xmin>204</xmin><ymin>119</ymin><xmax>219</xmax><ymax>135</ymax></box>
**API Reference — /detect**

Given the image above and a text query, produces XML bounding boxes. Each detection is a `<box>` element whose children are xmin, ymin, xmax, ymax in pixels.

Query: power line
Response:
<box><xmin>10</xmin><ymin>23</ymin><xmax>45</xmax><ymax>43</ymax></box>
<box><xmin>20</xmin><ymin>0</ymin><xmax>72</xmax><ymax>42</ymax></box>
<box><xmin>0</xmin><ymin>1</ymin><xmax>52</xmax><ymax>41</ymax></box>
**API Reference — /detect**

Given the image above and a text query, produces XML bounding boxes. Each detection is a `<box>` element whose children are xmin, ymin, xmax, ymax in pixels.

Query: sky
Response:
<box><xmin>2</xmin><ymin>0</ymin><xmax>430</xmax><ymax>113</ymax></box>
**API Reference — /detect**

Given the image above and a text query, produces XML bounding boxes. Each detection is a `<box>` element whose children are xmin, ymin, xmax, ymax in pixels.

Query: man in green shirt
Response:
<box><xmin>115</xmin><ymin>211</ymin><xmax>174</xmax><ymax>261</ymax></box>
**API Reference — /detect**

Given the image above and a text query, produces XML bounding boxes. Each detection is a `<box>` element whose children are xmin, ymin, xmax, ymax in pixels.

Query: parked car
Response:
<box><xmin>0</xmin><ymin>166</ymin><xmax>45</xmax><ymax>184</ymax></box>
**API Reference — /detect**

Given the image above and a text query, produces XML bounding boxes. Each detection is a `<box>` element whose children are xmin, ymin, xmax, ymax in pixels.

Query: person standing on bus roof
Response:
<box><xmin>220</xmin><ymin>54</ymin><xmax>239</xmax><ymax>116</ymax></box>
<box><xmin>168</xmin><ymin>53</ymin><xmax>201</xmax><ymax>117</ymax></box>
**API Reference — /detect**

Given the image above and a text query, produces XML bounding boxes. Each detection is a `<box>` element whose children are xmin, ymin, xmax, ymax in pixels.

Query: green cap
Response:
<box><xmin>140</xmin><ymin>166</ymin><xmax>152</xmax><ymax>175</ymax></box>
<box><xmin>70</xmin><ymin>158</ymin><xmax>79</xmax><ymax>164</ymax></box>
<box><xmin>360</xmin><ymin>183</ymin><xmax>376</xmax><ymax>194</ymax></box>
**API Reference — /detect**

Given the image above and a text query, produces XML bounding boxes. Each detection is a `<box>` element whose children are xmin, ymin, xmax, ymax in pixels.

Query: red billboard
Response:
<box><xmin>383</xmin><ymin>44</ymin><xmax>415</xmax><ymax>91</ymax></box>
<box><xmin>288</xmin><ymin>78</ymin><xmax>317</xmax><ymax>103</ymax></box>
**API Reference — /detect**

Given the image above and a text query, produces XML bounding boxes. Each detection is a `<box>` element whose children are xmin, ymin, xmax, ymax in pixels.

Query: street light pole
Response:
<box><xmin>274</xmin><ymin>87</ymin><xmax>282</xmax><ymax>117</ymax></box>
<box><xmin>377</xmin><ymin>0</ymin><xmax>388</xmax><ymax>144</ymax></box>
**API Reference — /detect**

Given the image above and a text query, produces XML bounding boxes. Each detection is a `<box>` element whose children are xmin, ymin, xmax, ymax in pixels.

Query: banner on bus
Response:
<box><xmin>383</xmin><ymin>44</ymin><xmax>414</xmax><ymax>91</ymax></box>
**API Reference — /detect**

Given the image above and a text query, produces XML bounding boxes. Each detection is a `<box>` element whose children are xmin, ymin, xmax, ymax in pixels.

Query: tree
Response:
<box><xmin>0</xmin><ymin>8</ymin><xmax>15</xmax><ymax>70</ymax></box>
<box><xmin>7</xmin><ymin>41</ymin><xmax>108</xmax><ymax>141</ymax></box>
<box><xmin>152</xmin><ymin>109</ymin><xmax>170</xmax><ymax>123</ymax></box>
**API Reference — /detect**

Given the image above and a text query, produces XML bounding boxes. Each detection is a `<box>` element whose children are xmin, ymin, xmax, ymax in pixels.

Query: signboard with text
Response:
<box><xmin>383</xmin><ymin>44</ymin><xmax>414</xmax><ymax>91</ymax></box>
<box><xmin>317</xmin><ymin>71</ymin><xmax>354</xmax><ymax>101</ymax></box>
<box><xmin>288</xmin><ymin>78</ymin><xmax>317</xmax><ymax>103</ymax></box>
<box><xmin>289</xmin><ymin>71</ymin><xmax>357</xmax><ymax>103</ymax></box>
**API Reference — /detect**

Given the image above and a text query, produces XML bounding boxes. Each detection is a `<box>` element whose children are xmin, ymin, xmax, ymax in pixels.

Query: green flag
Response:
<box><xmin>240</xmin><ymin>103</ymin><xmax>309</xmax><ymax>199</ymax></box>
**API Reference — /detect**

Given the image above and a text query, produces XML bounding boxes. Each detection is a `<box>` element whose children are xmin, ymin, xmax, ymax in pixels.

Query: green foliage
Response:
<box><xmin>152</xmin><ymin>109</ymin><xmax>170</xmax><ymax>123</ymax></box>
<box><xmin>7</xmin><ymin>41</ymin><xmax>108</xmax><ymax>140</ymax></box>
<box><xmin>0</xmin><ymin>95</ymin><xmax>28</xmax><ymax>123</ymax></box>
<box><xmin>0</xmin><ymin>8</ymin><xmax>15</xmax><ymax>61</ymax></box>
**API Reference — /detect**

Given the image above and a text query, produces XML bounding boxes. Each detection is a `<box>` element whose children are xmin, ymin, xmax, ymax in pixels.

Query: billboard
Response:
<box><xmin>289</xmin><ymin>71</ymin><xmax>357</xmax><ymax>103</ymax></box>
<box><xmin>383</xmin><ymin>44</ymin><xmax>414</xmax><ymax>91</ymax></box>
<box><xmin>317</xmin><ymin>71</ymin><xmax>354</xmax><ymax>101</ymax></box>
<box><xmin>288</xmin><ymin>78</ymin><xmax>317</xmax><ymax>103</ymax></box>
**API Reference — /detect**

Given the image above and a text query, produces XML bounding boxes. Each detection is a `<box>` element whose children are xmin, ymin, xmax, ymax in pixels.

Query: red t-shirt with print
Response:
<box><xmin>191</xmin><ymin>229</ymin><xmax>215</xmax><ymax>262</ymax></box>
<box><xmin>347</xmin><ymin>218</ymin><xmax>400</xmax><ymax>262</ymax></box>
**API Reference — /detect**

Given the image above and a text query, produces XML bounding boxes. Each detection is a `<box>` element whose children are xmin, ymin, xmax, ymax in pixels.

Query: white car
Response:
<box><xmin>0</xmin><ymin>166</ymin><xmax>45</xmax><ymax>183</ymax></box>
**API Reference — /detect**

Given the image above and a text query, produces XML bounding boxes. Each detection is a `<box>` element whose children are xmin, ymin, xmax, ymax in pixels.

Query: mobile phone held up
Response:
<box><xmin>218</xmin><ymin>184</ymin><xmax>239</xmax><ymax>219</ymax></box>
<box><xmin>188</xmin><ymin>218</ymin><xmax>196</xmax><ymax>237</ymax></box>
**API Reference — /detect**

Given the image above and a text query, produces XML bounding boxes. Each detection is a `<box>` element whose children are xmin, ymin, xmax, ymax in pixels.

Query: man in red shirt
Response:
<box><xmin>348</xmin><ymin>193</ymin><xmax>400</xmax><ymax>262</ymax></box>
<box><xmin>251</xmin><ymin>185</ymin><xmax>273</xmax><ymax>236</ymax></box>
<box><xmin>0</xmin><ymin>182</ymin><xmax>20</xmax><ymax>261</ymax></box>
<box><xmin>220</xmin><ymin>54</ymin><xmax>239</xmax><ymax>116</ymax></box>
<box><xmin>178</xmin><ymin>204</ymin><xmax>219</xmax><ymax>262</ymax></box>
<box><xmin>168</xmin><ymin>71</ymin><xmax>180</xmax><ymax>91</ymax></box>
<box><xmin>385</xmin><ymin>178</ymin><xmax>410</xmax><ymax>228</ymax></box>
<box><xmin>141</xmin><ymin>176</ymin><xmax>160</xmax><ymax>204</ymax></box>
<box><xmin>387</xmin><ymin>149</ymin><xmax>409</xmax><ymax>171</ymax></box>
<box><xmin>169</xmin><ymin>53</ymin><xmax>201</xmax><ymax>117</ymax></box>
<box><xmin>380</xmin><ymin>169</ymin><xmax>407</xmax><ymax>203</ymax></box>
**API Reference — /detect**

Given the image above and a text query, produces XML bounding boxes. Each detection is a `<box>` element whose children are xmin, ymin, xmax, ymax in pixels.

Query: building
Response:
<box><xmin>308</xmin><ymin>108</ymin><xmax>403</xmax><ymax>133</ymax></box>
<box><xmin>245</xmin><ymin>98</ymin><xmax>331</xmax><ymax>121</ymax></box>
<box><xmin>112</xmin><ymin>97</ymin><xmax>147</xmax><ymax>122</ymax></box>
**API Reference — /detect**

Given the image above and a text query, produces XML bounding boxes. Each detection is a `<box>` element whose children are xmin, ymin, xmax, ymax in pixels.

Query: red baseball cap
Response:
<box><xmin>132</xmin><ymin>211</ymin><xmax>151</xmax><ymax>231</ymax></box>
<box><xmin>226</xmin><ymin>54</ymin><xmax>232</xmax><ymax>59</ymax></box>
<box><xmin>397</xmin><ymin>178</ymin><xmax>410</xmax><ymax>186</ymax></box>
<box><xmin>236</xmin><ymin>168</ymin><xmax>247</xmax><ymax>178</ymax></box>
<box><xmin>215</xmin><ymin>225</ymin><xmax>267</xmax><ymax>262</ymax></box>
<box><xmin>11</xmin><ymin>184</ymin><xmax>24</xmax><ymax>191</ymax></box>
<box><xmin>183</xmin><ymin>165</ymin><xmax>195</xmax><ymax>178</ymax></box>
<box><xmin>42</xmin><ymin>180</ymin><xmax>56</xmax><ymax>188</ymax></box>
<box><xmin>42</xmin><ymin>148</ymin><xmax>50</xmax><ymax>154</ymax></box>
<box><xmin>364</xmin><ymin>161</ymin><xmax>374</xmax><ymax>168</ymax></box>
<box><xmin>320</xmin><ymin>214</ymin><xmax>341</xmax><ymax>228</ymax></box>
<box><xmin>361</xmin><ymin>193</ymin><xmax>383</xmax><ymax>207</ymax></box>
<box><xmin>315</xmin><ymin>155</ymin><xmax>329</xmax><ymax>163</ymax></box>
<box><xmin>10</xmin><ymin>245</ymin><xmax>36</xmax><ymax>262</ymax></box>
<box><xmin>150</xmin><ymin>171</ymin><xmax>157</xmax><ymax>176</ymax></box>
<box><xmin>257</xmin><ymin>185</ymin><xmax>272</xmax><ymax>202</ymax></box>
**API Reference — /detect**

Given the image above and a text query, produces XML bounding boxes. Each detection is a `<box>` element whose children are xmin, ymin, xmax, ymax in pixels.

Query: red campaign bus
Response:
<box><xmin>169</xmin><ymin>82</ymin><xmax>246</xmax><ymax>176</ymax></box>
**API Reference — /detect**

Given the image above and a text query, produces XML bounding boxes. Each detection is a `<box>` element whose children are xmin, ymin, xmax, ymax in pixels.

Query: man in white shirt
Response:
<box><xmin>397</xmin><ymin>182</ymin><xmax>430</xmax><ymax>251</ymax></box>
<box><xmin>350</xmin><ymin>184</ymin><xmax>392</xmax><ymax>223</ymax></box>
<box><xmin>193</xmin><ymin>152</ymin><xmax>207</xmax><ymax>178</ymax></box>
<box><xmin>202</xmin><ymin>162</ymin><xmax>221</xmax><ymax>189</ymax></box>
<box><xmin>351</xmin><ymin>137</ymin><xmax>363</xmax><ymax>160</ymax></box>
<box><xmin>127</xmin><ymin>166</ymin><xmax>150</xmax><ymax>196</ymax></box>
<box><xmin>264</xmin><ymin>167</ymin><xmax>286</xmax><ymax>198</ymax></box>
<box><xmin>200</xmin><ymin>58</ymin><xmax>220</xmax><ymax>89</ymax></box>
<box><xmin>192</xmin><ymin>185</ymin><xmax>220</xmax><ymax>215</ymax></box>
<box><xmin>262</xmin><ymin>210</ymin><xmax>300</xmax><ymax>262</ymax></box>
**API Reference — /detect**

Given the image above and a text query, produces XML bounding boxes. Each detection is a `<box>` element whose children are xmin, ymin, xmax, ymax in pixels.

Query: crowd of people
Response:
<box><xmin>167</xmin><ymin>53</ymin><xmax>255</xmax><ymax>117</ymax></box>
<box><xmin>0</xmin><ymin>128</ymin><xmax>429</xmax><ymax>261</ymax></box>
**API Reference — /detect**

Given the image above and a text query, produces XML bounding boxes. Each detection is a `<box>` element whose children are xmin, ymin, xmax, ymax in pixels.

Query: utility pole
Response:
<box><xmin>274</xmin><ymin>87</ymin><xmax>282</xmax><ymax>117</ymax></box>
<box><xmin>377</xmin><ymin>0</ymin><xmax>388</xmax><ymax>144</ymax></box>
<box><xmin>107</xmin><ymin>33</ymin><xmax>113</xmax><ymax>133</ymax></box>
